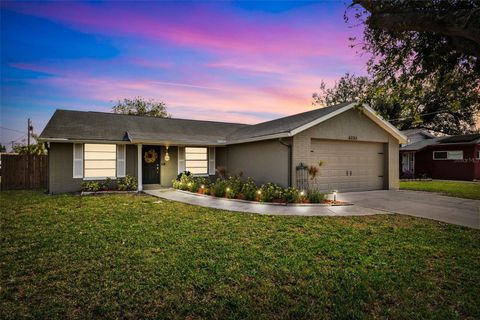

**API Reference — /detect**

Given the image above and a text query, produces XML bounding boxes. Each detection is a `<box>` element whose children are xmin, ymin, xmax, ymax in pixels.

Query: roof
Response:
<box><xmin>401</xmin><ymin>128</ymin><xmax>436</xmax><ymax>139</ymax></box>
<box><xmin>400</xmin><ymin>133</ymin><xmax>480</xmax><ymax>151</ymax></box>
<box><xmin>39</xmin><ymin>110</ymin><xmax>247</xmax><ymax>146</ymax></box>
<box><xmin>227</xmin><ymin>102</ymin><xmax>352</xmax><ymax>142</ymax></box>
<box><xmin>40</xmin><ymin>102</ymin><xmax>407</xmax><ymax>145</ymax></box>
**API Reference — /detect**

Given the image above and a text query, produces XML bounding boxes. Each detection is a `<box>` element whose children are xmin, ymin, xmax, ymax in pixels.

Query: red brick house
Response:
<box><xmin>400</xmin><ymin>134</ymin><xmax>480</xmax><ymax>181</ymax></box>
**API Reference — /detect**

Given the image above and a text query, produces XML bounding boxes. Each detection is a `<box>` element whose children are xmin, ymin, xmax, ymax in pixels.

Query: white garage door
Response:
<box><xmin>310</xmin><ymin>139</ymin><xmax>385</xmax><ymax>192</ymax></box>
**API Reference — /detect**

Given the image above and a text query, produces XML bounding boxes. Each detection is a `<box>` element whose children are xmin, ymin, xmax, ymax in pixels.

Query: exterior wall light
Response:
<box><xmin>164</xmin><ymin>146</ymin><xmax>170</xmax><ymax>162</ymax></box>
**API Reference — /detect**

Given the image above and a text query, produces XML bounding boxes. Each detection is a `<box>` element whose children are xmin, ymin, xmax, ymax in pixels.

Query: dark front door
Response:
<box><xmin>142</xmin><ymin>146</ymin><xmax>161</xmax><ymax>184</ymax></box>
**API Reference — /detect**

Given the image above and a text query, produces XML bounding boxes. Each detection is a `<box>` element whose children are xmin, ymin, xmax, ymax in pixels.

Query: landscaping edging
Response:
<box><xmin>81</xmin><ymin>190</ymin><xmax>139</xmax><ymax>196</ymax></box>
<box><xmin>174</xmin><ymin>189</ymin><xmax>352</xmax><ymax>206</ymax></box>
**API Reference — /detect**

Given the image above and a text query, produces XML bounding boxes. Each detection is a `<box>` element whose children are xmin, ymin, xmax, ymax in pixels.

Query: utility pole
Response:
<box><xmin>27</xmin><ymin>118</ymin><xmax>31</xmax><ymax>147</ymax></box>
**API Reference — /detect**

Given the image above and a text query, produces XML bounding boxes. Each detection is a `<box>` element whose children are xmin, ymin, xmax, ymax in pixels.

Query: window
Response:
<box><xmin>433</xmin><ymin>150</ymin><xmax>463</xmax><ymax>160</ymax></box>
<box><xmin>84</xmin><ymin>144</ymin><xmax>117</xmax><ymax>178</ymax></box>
<box><xmin>185</xmin><ymin>147</ymin><xmax>208</xmax><ymax>175</ymax></box>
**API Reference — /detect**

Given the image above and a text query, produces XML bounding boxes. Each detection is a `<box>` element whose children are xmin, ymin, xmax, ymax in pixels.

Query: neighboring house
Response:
<box><xmin>39</xmin><ymin>102</ymin><xmax>407</xmax><ymax>194</ymax></box>
<box><xmin>401</xmin><ymin>128</ymin><xmax>436</xmax><ymax>147</ymax></box>
<box><xmin>400</xmin><ymin>134</ymin><xmax>480</xmax><ymax>181</ymax></box>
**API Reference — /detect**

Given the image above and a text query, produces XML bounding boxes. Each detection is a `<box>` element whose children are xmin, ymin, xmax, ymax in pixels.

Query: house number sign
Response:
<box><xmin>348</xmin><ymin>135</ymin><xmax>358</xmax><ymax>140</ymax></box>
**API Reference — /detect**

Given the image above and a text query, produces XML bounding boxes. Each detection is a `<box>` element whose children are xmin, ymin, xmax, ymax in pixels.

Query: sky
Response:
<box><xmin>0</xmin><ymin>1</ymin><xmax>368</xmax><ymax>148</ymax></box>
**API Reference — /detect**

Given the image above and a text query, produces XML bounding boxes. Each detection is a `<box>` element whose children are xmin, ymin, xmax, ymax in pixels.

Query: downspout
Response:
<box><xmin>278</xmin><ymin>138</ymin><xmax>292</xmax><ymax>187</ymax></box>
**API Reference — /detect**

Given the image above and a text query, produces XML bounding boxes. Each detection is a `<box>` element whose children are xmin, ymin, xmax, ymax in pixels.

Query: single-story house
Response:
<box><xmin>39</xmin><ymin>102</ymin><xmax>407</xmax><ymax>194</ymax></box>
<box><xmin>400</xmin><ymin>128</ymin><xmax>436</xmax><ymax>147</ymax></box>
<box><xmin>400</xmin><ymin>133</ymin><xmax>480</xmax><ymax>181</ymax></box>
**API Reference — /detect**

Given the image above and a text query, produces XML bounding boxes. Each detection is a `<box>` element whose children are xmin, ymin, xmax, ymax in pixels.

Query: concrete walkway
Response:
<box><xmin>143</xmin><ymin>189</ymin><xmax>388</xmax><ymax>217</ymax></box>
<box><xmin>340</xmin><ymin>190</ymin><xmax>480</xmax><ymax>229</ymax></box>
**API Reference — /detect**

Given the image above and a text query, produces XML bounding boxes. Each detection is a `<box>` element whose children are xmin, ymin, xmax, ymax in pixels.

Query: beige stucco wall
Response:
<box><xmin>224</xmin><ymin>139</ymin><xmax>291</xmax><ymax>186</ymax></box>
<box><xmin>160</xmin><ymin>146</ymin><xmax>178</xmax><ymax>186</ymax></box>
<box><xmin>292</xmin><ymin>108</ymin><xmax>400</xmax><ymax>190</ymax></box>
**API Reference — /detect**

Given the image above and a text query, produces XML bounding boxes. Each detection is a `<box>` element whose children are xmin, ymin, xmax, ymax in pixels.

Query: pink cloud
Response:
<box><xmin>4</xmin><ymin>2</ymin><xmax>356</xmax><ymax>58</ymax></box>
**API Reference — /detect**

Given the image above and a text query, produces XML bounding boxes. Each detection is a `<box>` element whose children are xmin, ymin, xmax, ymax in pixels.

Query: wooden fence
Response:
<box><xmin>0</xmin><ymin>154</ymin><xmax>48</xmax><ymax>190</ymax></box>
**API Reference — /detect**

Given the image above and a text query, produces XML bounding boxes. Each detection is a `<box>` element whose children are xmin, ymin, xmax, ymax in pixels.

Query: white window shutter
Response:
<box><xmin>208</xmin><ymin>147</ymin><xmax>215</xmax><ymax>175</ymax></box>
<box><xmin>116</xmin><ymin>145</ymin><xmax>126</xmax><ymax>177</ymax></box>
<box><xmin>73</xmin><ymin>143</ymin><xmax>84</xmax><ymax>178</ymax></box>
<box><xmin>178</xmin><ymin>147</ymin><xmax>185</xmax><ymax>174</ymax></box>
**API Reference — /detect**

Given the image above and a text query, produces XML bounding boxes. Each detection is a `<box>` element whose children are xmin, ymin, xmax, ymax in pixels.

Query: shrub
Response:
<box><xmin>241</xmin><ymin>177</ymin><xmax>257</xmax><ymax>201</ymax></box>
<box><xmin>81</xmin><ymin>181</ymin><xmax>101</xmax><ymax>192</ymax></box>
<box><xmin>173</xmin><ymin>173</ymin><xmax>194</xmax><ymax>191</ymax></box>
<box><xmin>100</xmin><ymin>177</ymin><xmax>113</xmax><ymax>191</ymax></box>
<box><xmin>259</xmin><ymin>183</ymin><xmax>284</xmax><ymax>202</ymax></box>
<box><xmin>118</xmin><ymin>175</ymin><xmax>137</xmax><ymax>191</ymax></box>
<box><xmin>211</xmin><ymin>178</ymin><xmax>227</xmax><ymax>197</ymax></box>
<box><xmin>308</xmin><ymin>190</ymin><xmax>325</xmax><ymax>203</ymax></box>
<box><xmin>225</xmin><ymin>176</ymin><xmax>242</xmax><ymax>199</ymax></box>
<box><xmin>283</xmin><ymin>187</ymin><xmax>301</xmax><ymax>203</ymax></box>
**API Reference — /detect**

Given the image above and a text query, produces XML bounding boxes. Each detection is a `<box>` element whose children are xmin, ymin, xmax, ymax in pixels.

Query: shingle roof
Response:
<box><xmin>226</xmin><ymin>102</ymin><xmax>353</xmax><ymax>142</ymax></box>
<box><xmin>39</xmin><ymin>110</ymin><xmax>247</xmax><ymax>145</ymax></box>
<box><xmin>400</xmin><ymin>133</ymin><xmax>480</xmax><ymax>151</ymax></box>
<box><xmin>40</xmin><ymin>102</ymin><xmax>403</xmax><ymax>145</ymax></box>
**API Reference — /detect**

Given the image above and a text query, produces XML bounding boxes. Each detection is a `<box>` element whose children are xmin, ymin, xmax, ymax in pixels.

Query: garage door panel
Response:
<box><xmin>310</xmin><ymin>139</ymin><xmax>384</xmax><ymax>192</ymax></box>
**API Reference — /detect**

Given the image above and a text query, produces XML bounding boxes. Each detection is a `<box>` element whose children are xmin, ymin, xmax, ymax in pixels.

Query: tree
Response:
<box><xmin>0</xmin><ymin>144</ymin><xmax>6</xmax><ymax>152</ymax></box>
<box><xmin>340</xmin><ymin>0</ymin><xmax>480</xmax><ymax>134</ymax></box>
<box><xmin>312</xmin><ymin>73</ymin><xmax>369</xmax><ymax>106</ymax></box>
<box><xmin>13</xmin><ymin>134</ymin><xmax>47</xmax><ymax>155</ymax></box>
<box><xmin>112</xmin><ymin>97</ymin><xmax>171</xmax><ymax>118</ymax></box>
<box><xmin>313</xmin><ymin>72</ymin><xmax>479</xmax><ymax>134</ymax></box>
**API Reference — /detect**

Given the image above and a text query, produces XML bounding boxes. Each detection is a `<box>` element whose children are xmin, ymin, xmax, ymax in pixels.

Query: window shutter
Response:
<box><xmin>116</xmin><ymin>144</ymin><xmax>126</xmax><ymax>177</ymax></box>
<box><xmin>178</xmin><ymin>147</ymin><xmax>185</xmax><ymax>174</ymax></box>
<box><xmin>208</xmin><ymin>147</ymin><xmax>215</xmax><ymax>175</ymax></box>
<box><xmin>73</xmin><ymin>143</ymin><xmax>84</xmax><ymax>178</ymax></box>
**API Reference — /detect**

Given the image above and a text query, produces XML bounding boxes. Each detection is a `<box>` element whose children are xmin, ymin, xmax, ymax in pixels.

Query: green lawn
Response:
<box><xmin>1</xmin><ymin>191</ymin><xmax>479</xmax><ymax>319</ymax></box>
<box><xmin>400</xmin><ymin>180</ymin><xmax>480</xmax><ymax>200</ymax></box>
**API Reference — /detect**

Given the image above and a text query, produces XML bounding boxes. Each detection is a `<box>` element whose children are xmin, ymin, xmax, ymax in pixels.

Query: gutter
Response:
<box><xmin>278</xmin><ymin>138</ymin><xmax>292</xmax><ymax>187</ymax></box>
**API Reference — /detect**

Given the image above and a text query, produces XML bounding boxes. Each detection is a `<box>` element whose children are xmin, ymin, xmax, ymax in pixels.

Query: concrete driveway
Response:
<box><xmin>338</xmin><ymin>190</ymin><xmax>480</xmax><ymax>229</ymax></box>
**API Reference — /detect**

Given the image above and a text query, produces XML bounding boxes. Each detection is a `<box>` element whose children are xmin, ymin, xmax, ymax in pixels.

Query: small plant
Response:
<box><xmin>100</xmin><ymin>177</ymin><xmax>113</xmax><ymax>191</ymax></box>
<box><xmin>81</xmin><ymin>181</ymin><xmax>101</xmax><ymax>192</ymax></box>
<box><xmin>211</xmin><ymin>178</ymin><xmax>228</xmax><ymax>197</ymax></box>
<box><xmin>216</xmin><ymin>166</ymin><xmax>227</xmax><ymax>179</ymax></box>
<box><xmin>283</xmin><ymin>187</ymin><xmax>301</xmax><ymax>203</ymax></box>
<box><xmin>308</xmin><ymin>166</ymin><xmax>319</xmax><ymax>180</ymax></box>
<box><xmin>118</xmin><ymin>175</ymin><xmax>137</xmax><ymax>191</ymax></box>
<box><xmin>225</xmin><ymin>176</ymin><xmax>242</xmax><ymax>199</ymax></box>
<box><xmin>240</xmin><ymin>177</ymin><xmax>257</xmax><ymax>201</ymax></box>
<box><xmin>259</xmin><ymin>183</ymin><xmax>284</xmax><ymax>202</ymax></box>
<box><xmin>176</xmin><ymin>171</ymin><xmax>191</xmax><ymax>181</ymax></box>
<box><xmin>172</xmin><ymin>173</ymin><xmax>194</xmax><ymax>191</ymax></box>
<box><xmin>308</xmin><ymin>190</ymin><xmax>325</xmax><ymax>203</ymax></box>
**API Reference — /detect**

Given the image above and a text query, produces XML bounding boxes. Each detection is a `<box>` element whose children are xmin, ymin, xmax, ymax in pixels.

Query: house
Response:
<box><xmin>400</xmin><ymin>128</ymin><xmax>436</xmax><ymax>147</ymax></box>
<box><xmin>400</xmin><ymin>134</ymin><xmax>480</xmax><ymax>181</ymax></box>
<box><xmin>39</xmin><ymin>102</ymin><xmax>407</xmax><ymax>194</ymax></box>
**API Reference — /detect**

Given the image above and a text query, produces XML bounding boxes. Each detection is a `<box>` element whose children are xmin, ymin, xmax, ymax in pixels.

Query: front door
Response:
<box><xmin>142</xmin><ymin>146</ymin><xmax>160</xmax><ymax>184</ymax></box>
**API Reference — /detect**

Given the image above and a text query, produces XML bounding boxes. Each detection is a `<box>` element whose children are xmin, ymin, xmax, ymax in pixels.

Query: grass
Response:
<box><xmin>1</xmin><ymin>191</ymin><xmax>479</xmax><ymax>319</ymax></box>
<box><xmin>400</xmin><ymin>180</ymin><xmax>480</xmax><ymax>200</ymax></box>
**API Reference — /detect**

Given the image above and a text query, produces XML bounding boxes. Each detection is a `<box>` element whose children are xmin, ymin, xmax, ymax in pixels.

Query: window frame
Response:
<box><xmin>432</xmin><ymin>150</ymin><xmax>463</xmax><ymax>161</ymax></box>
<box><xmin>83</xmin><ymin>143</ymin><xmax>118</xmax><ymax>180</ymax></box>
<box><xmin>184</xmin><ymin>147</ymin><xmax>209</xmax><ymax>176</ymax></box>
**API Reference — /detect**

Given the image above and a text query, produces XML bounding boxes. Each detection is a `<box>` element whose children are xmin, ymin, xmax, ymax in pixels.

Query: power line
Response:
<box><xmin>0</xmin><ymin>126</ymin><xmax>24</xmax><ymax>134</ymax></box>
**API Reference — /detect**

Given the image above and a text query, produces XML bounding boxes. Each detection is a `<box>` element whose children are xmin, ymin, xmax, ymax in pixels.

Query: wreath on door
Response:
<box><xmin>144</xmin><ymin>149</ymin><xmax>158</xmax><ymax>164</ymax></box>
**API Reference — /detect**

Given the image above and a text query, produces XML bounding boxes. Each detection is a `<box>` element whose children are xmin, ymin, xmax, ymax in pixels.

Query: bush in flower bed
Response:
<box><xmin>172</xmin><ymin>172</ymin><xmax>328</xmax><ymax>204</ymax></box>
<box><xmin>81</xmin><ymin>175</ymin><xmax>137</xmax><ymax>192</ymax></box>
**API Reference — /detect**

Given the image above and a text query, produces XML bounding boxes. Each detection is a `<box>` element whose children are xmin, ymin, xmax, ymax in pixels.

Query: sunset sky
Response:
<box><xmin>0</xmin><ymin>1</ymin><xmax>368</xmax><ymax>147</ymax></box>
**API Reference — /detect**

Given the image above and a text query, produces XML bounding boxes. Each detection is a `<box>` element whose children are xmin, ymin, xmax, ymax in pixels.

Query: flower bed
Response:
<box><xmin>172</xmin><ymin>172</ymin><xmax>341</xmax><ymax>205</ymax></box>
<box><xmin>80</xmin><ymin>175</ymin><xmax>138</xmax><ymax>194</ymax></box>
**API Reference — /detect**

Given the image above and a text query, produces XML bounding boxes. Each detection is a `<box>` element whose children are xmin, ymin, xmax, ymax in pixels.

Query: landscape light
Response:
<box><xmin>332</xmin><ymin>190</ymin><xmax>338</xmax><ymax>202</ymax></box>
<box><xmin>188</xmin><ymin>182</ymin><xmax>192</xmax><ymax>187</ymax></box>
<box><xmin>226</xmin><ymin>187</ymin><xmax>231</xmax><ymax>192</ymax></box>
<box><xmin>200</xmin><ymin>185</ymin><xmax>205</xmax><ymax>189</ymax></box>
<box><xmin>300</xmin><ymin>191</ymin><xmax>305</xmax><ymax>196</ymax></box>
<box><xmin>257</xmin><ymin>190</ymin><xmax>262</xmax><ymax>195</ymax></box>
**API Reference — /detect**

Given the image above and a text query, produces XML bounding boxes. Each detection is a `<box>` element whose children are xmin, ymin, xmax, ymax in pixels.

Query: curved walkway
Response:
<box><xmin>143</xmin><ymin>189</ymin><xmax>388</xmax><ymax>217</ymax></box>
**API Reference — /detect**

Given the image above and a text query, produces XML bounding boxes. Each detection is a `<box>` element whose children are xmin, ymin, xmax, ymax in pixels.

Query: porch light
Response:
<box><xmin>164</xmin><ymin>146</ymin><xmax>170</xmax><ymax>162</ymax></box>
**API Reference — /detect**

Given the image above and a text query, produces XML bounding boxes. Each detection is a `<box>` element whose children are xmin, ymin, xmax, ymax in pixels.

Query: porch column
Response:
<box><xmin>137</xmin><ymin>144</ymin><xmax>143</xmax><ymax>191</ymax></box>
